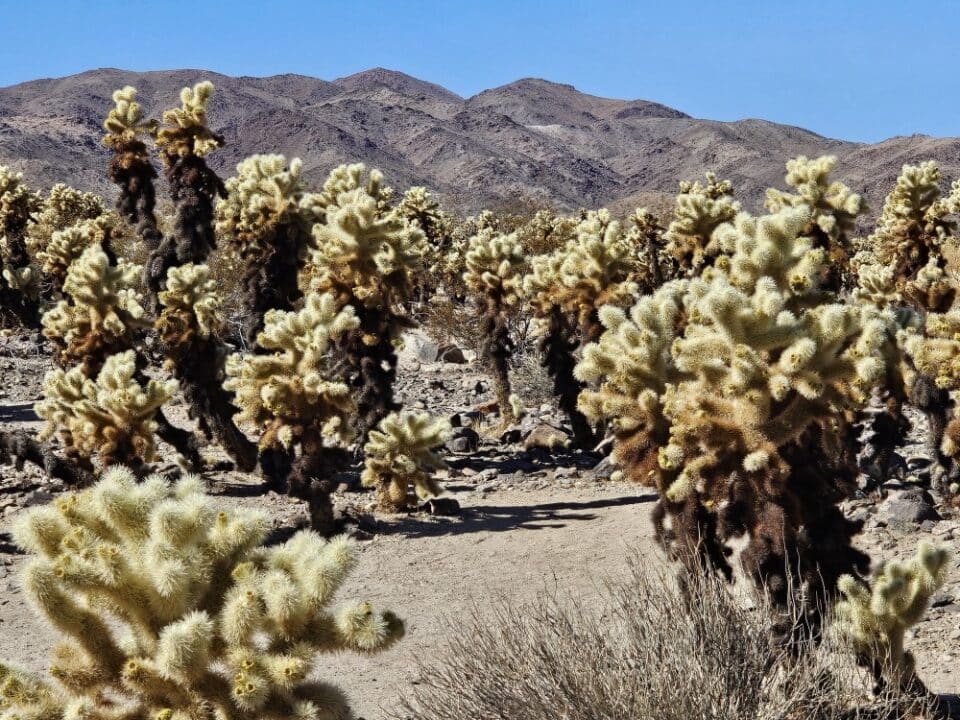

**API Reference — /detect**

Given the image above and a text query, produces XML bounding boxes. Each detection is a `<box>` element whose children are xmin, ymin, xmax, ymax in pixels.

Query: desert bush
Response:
<box><xmin>576</xmin><ymin>205</ymin><xmax>888</xmax><ymax>636</ymax></box>
<box><xmin>307</xmin><ymin>164</ymin><xmax>426</xmax><ymax>439</ymax></box>
<box><xmin>0</xmin><ymin>466</ymin><xmax>403</xmax><ymax>720</ymax></box>
<box><xmin>396</xmin><ymin>556</ymin><xmax>928</xmax><ymax>720</ymax></box>
<box><xmin>361</xmin><ymin>411</ymin><xmax>451</xmax><ymax>509</ymax></box>
<box><xmin>224</xmin><ymin>292</ymin><xmax>359</xmax><ymax>533</ymax></box>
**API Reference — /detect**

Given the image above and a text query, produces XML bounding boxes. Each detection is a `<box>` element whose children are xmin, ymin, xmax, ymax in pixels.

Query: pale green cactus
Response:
<box><xmin>35</xmin><ymin>350</ymin><xmax>176</xmax><ymax>467</ymax></box>
<box><xmin>35</xmin><ymin>216</ymin><xmax>114</xmax><ymax>287</ymax></box>
<box><xmin>102</xmin><ymin>85</ymin><xmax>157</xmax><ymax>148</ymax></box>
<box><xmin>361</xmin><ymin>412</ymin><xmax>452</xmax><ymax>509</ymax></box>
<box><xmin>836</xmin><ymin>542</ymin><xmax>950</xmax><ymax>691</ymax></box>
<box><xmin>0</xmin><ymin>467</ymin><xmax>403</xmax><ymax>720</ymax></box>
<box><xmin>25</xmin><ymin>183</ymin><xmax>108</xmax><ymax>259</ymax></box>
<box><xmin>0</xmin><ymin>165</ymin><xmax>42</xmax><ymax>320</ymax></box>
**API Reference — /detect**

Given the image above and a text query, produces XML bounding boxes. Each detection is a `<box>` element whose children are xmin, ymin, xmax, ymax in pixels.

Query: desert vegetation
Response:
<box><xmin>0</xmin><ymin>79</ymin><xmax>958</xmax><ymax>718</ymax></box>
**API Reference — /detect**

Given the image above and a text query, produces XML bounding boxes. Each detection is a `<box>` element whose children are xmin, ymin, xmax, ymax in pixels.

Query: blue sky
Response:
<box><xmin>1</xmin><ymin>0</ymin><xmax>957</xmax><ymax>142</ymax></box>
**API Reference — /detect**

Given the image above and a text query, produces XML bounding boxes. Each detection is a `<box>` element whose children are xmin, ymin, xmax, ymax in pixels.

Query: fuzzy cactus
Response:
<box><xmin>764</xmin><ymin>156</ymin><xmax>863</xmax><ymax>291</ymax></box>
<box><xmin>0</xmin><ymin>165</ymin><xmax>42</xmax><ymax>326</ymax></box>
<box><xmin>224</xmin><ymin>292</ymin><xmax>359</xmax><ymax>533</ymax></box>
<box><xmin>103</xmin><ymin>86</ymin><xmax>161</xmax><ymax>248</ymax></box>
<box><xmin>625</xmin><ymin>207</ymin><xmax>669</xmax><ymax>292</ymax></box>
<box><xmin>662</xmin><ymin>172</ymin><xmax>739</xmax><ymax>277</ymax></box>
<box><xmin>0</xmin><ymin>467</ymin><xmax>403</xmax><ymax>720</ymax></box>
<box><xmin>361</xmin><ymin>412</ymin><xmax>451</xmax><ymax>509</ymax></box>
<box><xmin>41</xmin><ymin>244</ymin><xmax>147</xmax><ymax>375</ymax></box>
<box><xmin>837</xmin><ymin>542</ymin><xmax>950</xmax><ymax>695</ymax></box>
<box><xmin>35</xmin><ymin>350</ymin><xmax>176</xmax><ymax>470</ymax></box>
<box><xmin>216</xmin><ymin>154</ymin><xmax>323</xmax><ymax>343</ymax></box>
<box><xmin>25</xmin><ymin>184</ymin><xmax>108</xmax><ymax>258</ymax></box>
<box><xmin>144</xmin><ymin>81</ymin><xmax>226</xmax><ymax>304</ymax></box>
<box><xmin>463</xmin><ymin>227</ymin><xmax>526</xmax><ymax>423</ymax></box>
<box><xmin>157</xmin><ymin>263</ymin><xmax>258</xmax><ymax>472</ymax></box>
<box><xmin>35</xmin><ymin>216</ymin><xmax>115</xmax><ymax>291</ymax></box>
<box><xmin>307</xmin><ymin>164</ymin><xmax>426</xmax><ymax>440</ymax></box>
<box><xmin>576</xmin><ymin>204</ymin><xmax>887</xmax><ymax>633</ymax></box>
<box><xmin>396</xmin><ymin>186</ymin><xmax>454</xmax><ymax>279</ymax></box>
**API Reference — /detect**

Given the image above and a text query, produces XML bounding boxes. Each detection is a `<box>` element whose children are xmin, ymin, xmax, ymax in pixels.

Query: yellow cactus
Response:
<box><xmin>0</xmin><ymin>165</ymin><xmax>42</xmax><ymax>324</ymax></box>
<box><xmin>576</xmin><ymin>204</ymin><xmax>888</xmax><ymax>620</ymax></box>
<box><xmin>837</xmin><ymin>542</ymin><xmax>950</xmax><ymax>690</ymax></box>
<box><xmin>35</xmin><ymin>350</ymin><xmax>176</xmax><ymax>467</ymax></box>
<box><xmin>41</xmin><ymin>245</ymin><xmax>147</xmax><ymax>372</ymax></box>
<box><xmin>35</xmin><ymin>216</ymin><xmax>114</xmax><ymax>287</ymax></box>
<box><xmin>154</xmin><ymin>81</ymin><xmax>222</xmax><ymax>158</ymax></box>
<box><xmin>103</xmin><ymin>85</ymin><xmax>156</xmax><ymax>148</ymax></box>
<box><xmin>0</xmin><ymin>467</ymin><xmax>403</xmax><ymax>720</ymax></box>
<box><xmin>25</xmin><ymin>183</ymin><xmax>107</xmax><ymax>259</ymax></box>
<box><xmin>158</xmin><ymin>262</ymin><xmax>224</xmax><ymax>342</ymax></box>
<box><xmin>362</xmin><ymin>412</ymin><xmax>451</xmax><ymax>509</ymax></box>
<box><xmin>663</xmin><ymin>172</ymin><xmax>739</xmax><ymax>276</ymax></box>
<box><xmin>225</xmin><ymin>292</ymin><xmax>358</xmax><ymax>450</ymax></box>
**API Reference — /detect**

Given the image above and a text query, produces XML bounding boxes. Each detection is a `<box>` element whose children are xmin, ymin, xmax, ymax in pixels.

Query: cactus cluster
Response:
<box><xmin>0</xmin><ymin>467</ymin><xmax>403</xmax><ymax>720</ymax></box>
<box><xmin>576</xmin><ymin>204</ymin><xmax>887</xmax><ymax>626</ymax></box>
<box><xmin>662</xmin><ymin>172</ymin><xmax>739</xmax><ymax>277</ymax></box>
<box><xmin>361</xmin><ymin>412</ymin><xmax>451</xmax><ymax>509</ymax></box>
<box><xmin>0</xmin><ymin>165</ymin><xmax>42</xmax><ymax>325</ymax></box>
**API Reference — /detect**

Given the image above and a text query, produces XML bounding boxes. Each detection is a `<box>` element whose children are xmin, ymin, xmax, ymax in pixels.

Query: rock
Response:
<box><xmin>422</xmin><ymin>497</ymin><xmax>461</xmax><ymax>516</ymax></box>
<box><xmin>438</xmin><ymin>345</ymin><xmax>467</xmax><ymax>364</ymax></box>
<box><xmin>585</xmin><ymin>455</ymin><xmax>617</xmax><ymax>480</ymax></box>
<box><xmin>879</xmin><ymin>488</ymin><xmax>941</xmax><ymax>527</ymax></box>
<box><xmin>554</xmin><ymin>467</ymin><xmax>579</xmax><ymax>479</ymax></box>
<box><xmin>906</xmin><ymin>455</ymin><xmax>933</xmax><ymax>469</ymax></box>
<box><xmin>22</xmin><ymin>489</ymin><xmax>53</xmax><ymax>507</ymax></box>
<box><xmin>399</xmin><ymin>330</ymin><xmax>440</xmax><ymax>363</ymax></box>
<box><xmin>500</xmin><ymin>428</ymin><xmax>522</xmax><ymax>444</ymax></box>
<box><xmin>523</xmin><ymin>424</ymin><xmax>570</xmax><ymax>451</ymax></box>
<box><xmin>473</xmin><ymin>381</ymin><xmax>488</xmax><ymax>395</ymax></box>
<box><xmin>449</xmin><ymin>413</ymin><xmax>463</xmax><ymax>428</ymax></box>
<box><xmin>447</xmin><ymin>427</ymin><xmax>480</xmax><ymax>454</ymax></box>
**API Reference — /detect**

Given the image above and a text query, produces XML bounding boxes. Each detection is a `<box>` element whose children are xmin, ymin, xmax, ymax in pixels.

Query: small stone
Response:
<box><xmin>523</xmin><ymin>424</ymin><xmax>570</xmax><ymax>452</ymax></box>
<box><xmin>22</xmin><ymin>489</ymin><xmax>53</xmax><ymax>507</ymax></box>
<box><xmin>500</xmin><ymin>428</ymin><xmax>522</xmax><ymax>444</ymax></box>
<box><xmin>438</xmin><ymin>345</ymin><xmax>467</xmax><ymax>364</ymax></box>
<box><xmin>446</xmin><ymin>427</ymin><xmax>480</xmax><ymax>454</ymax></box>
<box><xmin>554</xmin><ymin>467</ymin><xmax>579</xmax><ymax>479</ymax></box>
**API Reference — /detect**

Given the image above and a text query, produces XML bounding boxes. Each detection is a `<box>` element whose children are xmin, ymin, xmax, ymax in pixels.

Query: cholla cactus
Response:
<box><xmin>224</xmin><ymin>292</ymin><xmax>359</xmax><ymax>533</ymax></box>
<box><xmin>103</xmin><ymin>86</ymin><xmax>161</xmax><ymax>247</ymax></box>
<box><xmin>663</xmin><ymin>172</ymin><xmax>739</xmax><ymax>277</ymax></box>
<box><xmin>764</xmin><ymin>156</ymin><xmax>863</xmax><ymax>291</ymax></box>
<box><xmin>144</xmin><ymin>81</ymin><xmax>226</xmax><ymax>303</ymax></box>
<box><xmin>0</xmin><ymin>467</ymin><xmax>403</xmax><ymax>720</ymax></box>
<box><xmin>217</xmin><ymin>154</ymin><xmax>323</xmax><ymax>342</ymax></box>
<box><xmin>35</xmin><ymin>350</ymin><xmax>176</xmax><ymax>469</ymax></box>
<box><xmin>396</xmin><ymin>186</ymin><xmax>454</xmax><ymax>271</ymax></box>
<box><xmin>515</xmin><ymin>208</ymin><xmax>578</xmax><ymax>257</ymax></box>
<box><xmin>464</xmin><ymin>228</ymin><xmax>525</xmax><ymax>423</ymax></box>
<box><xmin>837</xmin><ymin>542</ymin><xmax>950</xmax><ymax>694</ymax></box>
<box><xmin>361</xmin><ymin>412</ymin><xmax>451</xmax><ymax>509</ymax></box>
<box><xmin>41</xmin><ymin>245</ymin><xmax>147</xmax><ymax>375</ymax></box>
<box><xmin>0</xmin><ymin>165</ymin><xmax>42</xmax><ymax>326</ymax></box>
<box><xmin>576</xmin><ymin>204</ymin><xmax>887</xmax><ymax>628</ymax></box>
<box><xmin>25</xmin><ymin>183</ymin><xmax>107</xmax><ymax>258</ymax></box>
<box><xmin>315</xmin><ymin>162</ymin><xmax>394</xmax><ymax>213</ymax></box>
<box><xmin>157</xmin><ymin>264</ymin><xmax>258</xmax><ymax>472</ymax></box>
<box><xmin>625</xmin><ymin>207</ymin><xmax>669</xmax><ymax>292</ymax></box>
<box><xmin>35</xmin><ymin>216</ymin><xmax>114</xmax><ymax>291</ymax></box>
<box><xmin>307</xmin><ymin>164</ymin><xmax>426</xmax><ymax>439</ymax></box>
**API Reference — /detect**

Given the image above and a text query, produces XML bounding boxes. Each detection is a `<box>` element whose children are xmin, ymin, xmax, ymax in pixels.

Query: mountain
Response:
<box><xmin>2</xmin><ymin>67</ymin><xmax>960</xmax><ymax>213</ymax></box>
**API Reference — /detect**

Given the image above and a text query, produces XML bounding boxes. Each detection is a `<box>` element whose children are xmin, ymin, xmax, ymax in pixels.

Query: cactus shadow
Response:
<box><xmin>0</xmin><ymin>403</ymin><xmax>39</xmax><ymax>423</ymax></box>
<box><xmin>380</xmin><ymin>494</ymin><xmax>656</xmax><ymax>538</ymax></box>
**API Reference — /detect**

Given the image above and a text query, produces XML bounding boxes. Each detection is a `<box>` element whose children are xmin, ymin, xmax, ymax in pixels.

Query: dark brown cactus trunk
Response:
<box><xmin>481</xmin><ymin>292</ymin><xmax>514</xmax><ymax>423</ymax></box>
<box><xmin>540</xmin><ymin>305</ymin><xmax>594</xmax><ymax>448</ymax></box>
<box><xmin>238</xmin><ymin>223</ymin><xmax>304</xmax><ymax>346</ymax></box>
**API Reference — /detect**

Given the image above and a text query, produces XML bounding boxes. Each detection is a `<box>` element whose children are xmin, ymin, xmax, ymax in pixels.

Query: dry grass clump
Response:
<box><xmin>396</xmin><ymin>557</ymin><xmax>932</xmax><ymax>720</ymax></box>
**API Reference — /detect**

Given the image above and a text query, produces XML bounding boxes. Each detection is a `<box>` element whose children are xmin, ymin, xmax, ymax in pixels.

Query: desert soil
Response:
<box><xmin>0</xmin><ymin>332</ymin><xmax>959</xmax><ymax>719</ymax></box>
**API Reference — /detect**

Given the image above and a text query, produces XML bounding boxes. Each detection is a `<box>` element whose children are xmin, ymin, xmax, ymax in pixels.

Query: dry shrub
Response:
<box><xmin>396</xmin><ymin>557</ymin><xmax>932</xmax><ymax>720</ymax></box>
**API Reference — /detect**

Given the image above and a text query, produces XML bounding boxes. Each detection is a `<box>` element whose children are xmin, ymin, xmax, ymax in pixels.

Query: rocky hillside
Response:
<box><xmin>2</xmin><ymin>67</ymin><xmax>960</xmax><ymax>212</ymax></box>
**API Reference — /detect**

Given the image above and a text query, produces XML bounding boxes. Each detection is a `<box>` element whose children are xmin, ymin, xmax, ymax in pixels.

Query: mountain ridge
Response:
<box><xmin>2</xmin><ymin>67</ymin><xmax>959</xmax><ymax>213</ymax></box>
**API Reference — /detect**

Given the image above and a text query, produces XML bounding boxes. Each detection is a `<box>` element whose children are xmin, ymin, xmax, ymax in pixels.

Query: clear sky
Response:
<box><xmin>1</xmin><ymin>0</ymin><xmax>957</xmax><ymax>143</ymax></box>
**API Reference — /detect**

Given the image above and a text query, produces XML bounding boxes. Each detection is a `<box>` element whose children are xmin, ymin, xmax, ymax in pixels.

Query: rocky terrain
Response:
<box><xmin>2</xmin><ymin>67</ymin><xmax>960</xmax><ymax>212</ymax></box>
<box><xmin>0</xmin><ymin>329</ymin><xmax>959</xmax><ymax>719</ymax></box>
